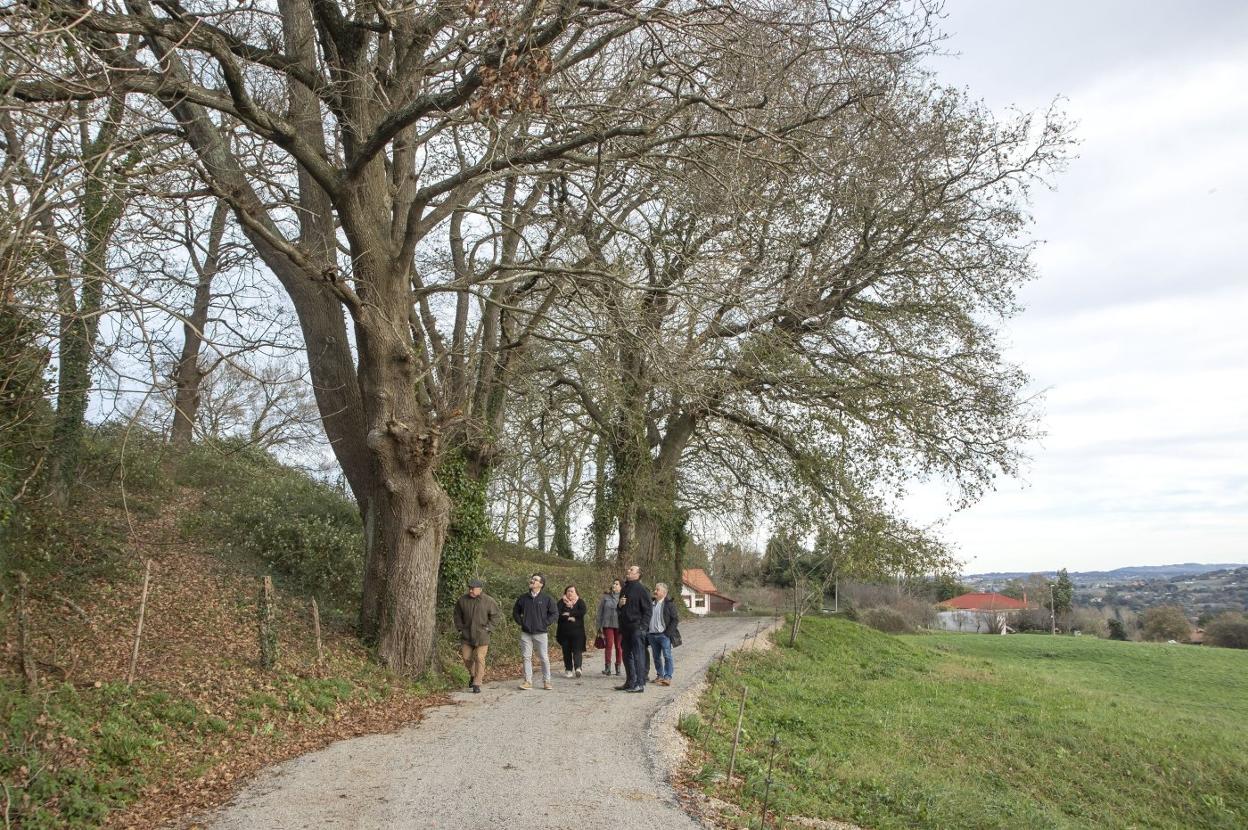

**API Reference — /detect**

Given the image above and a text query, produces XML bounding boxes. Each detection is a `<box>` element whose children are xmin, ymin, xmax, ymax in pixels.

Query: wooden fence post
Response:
<box><xmin>15</xmin><ymin>571</ymin><xmax>37</xmax><ymax>691</ymax></box>
<box><xmin>702</xmin><ymin>688</ymin><xmax>722</xmax><ymax>757</ymax></box>
<box><xmin>126</xmin><ymin>559</ymin><xmax>152</xmax><ymax>686</ymax></box>
<box><xmin>726</xmin><ymin>685</ymin><xmax>749</xmax><ymax>783</ymax></box>
<box><xmin>760</xmin><ymin>730</ymin><xmax>781</xmax><ymax>826</ymax></box>
<box><xmin>259</xmin><ymin>576</ymin><xmax>277</xmax><ymax>669</ymax></box>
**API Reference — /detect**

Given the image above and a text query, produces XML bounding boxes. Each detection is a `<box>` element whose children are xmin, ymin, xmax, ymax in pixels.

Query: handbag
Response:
<box><xmin>669</xmin><ymin>629</ymin><xmax>682</xmax><ymax>648</ymax></box>
<box><xmin>593</xmin><ymin>633</ymin><xmax>606</xmax><ymax>649</ymax></box>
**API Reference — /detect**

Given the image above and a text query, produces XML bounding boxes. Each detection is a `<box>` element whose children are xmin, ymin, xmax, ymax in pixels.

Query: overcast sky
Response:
<box><xmin>905</xmin><ymin>0</ymin><xmax>1248</xmax><ymax>575</ymax></box>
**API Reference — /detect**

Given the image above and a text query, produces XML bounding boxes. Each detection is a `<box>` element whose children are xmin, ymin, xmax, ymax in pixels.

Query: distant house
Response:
<box><xmin>936</xmin><ymin>592</ymin><xmax>1032</xmax><ymax>633</ymax></box>
<box><xmin>942</xmin><ymin>592</ymin><xmax>1030</xmax><ymax>612</ymax></box>
<box><xmin>680</xmin><ymin>568</ymin><xmax>738</xmax><ymax>615</ymax></box>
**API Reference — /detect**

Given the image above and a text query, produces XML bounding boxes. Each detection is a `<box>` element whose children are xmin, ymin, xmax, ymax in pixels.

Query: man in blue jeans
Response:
<box><xmin>648</xmin><ymin>582</ymin><xmax>679</xmax><ymax>685</ymax></box>
<box><xmin>615</xmin><ymin>564</ymin><xmax>652</xmax><ymax>693</ymax></box>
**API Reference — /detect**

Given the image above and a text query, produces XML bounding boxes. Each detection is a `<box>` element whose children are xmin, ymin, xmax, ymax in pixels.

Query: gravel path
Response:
<box><xmin>207</xmin><ymin>616</ymin><xmax>768</xmax><ymax>830</ymax></box>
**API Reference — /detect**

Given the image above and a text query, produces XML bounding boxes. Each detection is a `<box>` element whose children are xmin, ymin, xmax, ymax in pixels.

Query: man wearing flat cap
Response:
<box><xmin>453</xmin><ymin>577</ymin><xmax>500</xmax><ymax>694</ymax></box>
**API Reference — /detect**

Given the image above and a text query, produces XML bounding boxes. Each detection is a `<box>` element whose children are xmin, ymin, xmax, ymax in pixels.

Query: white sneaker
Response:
<box><xmin>574</xmin><ymin>668</ymin><xmax>582</xmax><ymax>678</ymax></box>
<box><xmin>564</xmin><ymin>670</ymin><xmax>574</xmax><ymax>678</ymax></box>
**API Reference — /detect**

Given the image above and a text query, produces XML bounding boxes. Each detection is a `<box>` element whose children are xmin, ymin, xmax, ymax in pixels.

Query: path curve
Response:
<box><xmin>207</xmin><ymin>616</ymin><xmax>767</xmax><ymax>830</ymax></box>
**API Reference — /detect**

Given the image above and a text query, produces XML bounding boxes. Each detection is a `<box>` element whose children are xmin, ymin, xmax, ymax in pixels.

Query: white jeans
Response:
<box><xmin>520</xmin><ymin>632</ymin><xmax>551</xmax><ymax>683</ymax></box>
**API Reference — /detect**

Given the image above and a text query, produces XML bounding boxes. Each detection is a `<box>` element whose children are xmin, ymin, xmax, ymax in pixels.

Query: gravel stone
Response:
<box><xmin>207</xmin><ymin>617</ymin><xmax>767</xmax><ymax>830</ymax></box>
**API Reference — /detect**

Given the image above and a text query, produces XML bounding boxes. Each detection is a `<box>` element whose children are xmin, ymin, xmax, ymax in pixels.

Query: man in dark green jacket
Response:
<box><xmin>453</xmin><ymin>578</ymin><xmax>500</xmax><ymax>693</ymax></box>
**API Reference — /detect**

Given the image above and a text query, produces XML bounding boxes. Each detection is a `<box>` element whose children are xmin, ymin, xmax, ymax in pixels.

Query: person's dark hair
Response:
<box><xmin>563</xmin><ymin>584</ymin><xmax>577</xmax><ymax>596</ymax></box>
<box><xmin>530</xmin><ymin>573</ymin><xmax>545</xmax><ymax>586</ymax></box>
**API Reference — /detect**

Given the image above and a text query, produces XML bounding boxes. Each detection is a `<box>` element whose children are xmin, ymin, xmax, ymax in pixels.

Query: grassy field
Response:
<box><xmin>685</xmin><ymin>616</ymin><xmax>1248</xmax><ymax>829</ymax></box>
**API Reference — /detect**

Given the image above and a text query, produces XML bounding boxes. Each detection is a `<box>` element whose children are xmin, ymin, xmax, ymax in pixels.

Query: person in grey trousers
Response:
<box><xmin>596</xmin><ymin>579</ymin><xmax>623</xmax><ymax>676</ymax></box>
<box><xmin>512</xmin><ymin>573</ymin><xmax>558</xmax><ymax>690</ymax></box>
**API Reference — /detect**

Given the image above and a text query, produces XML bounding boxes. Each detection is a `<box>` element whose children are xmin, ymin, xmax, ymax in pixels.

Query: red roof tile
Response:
<box><xmin>943</xmin><ymin>592</ymin><xmax>1029</xmax><ymax>611</ymax></box>
<box><xmin>682</xmin><ymin>568</ymin><xmax>718</xmax><ymax>595</ymax></box>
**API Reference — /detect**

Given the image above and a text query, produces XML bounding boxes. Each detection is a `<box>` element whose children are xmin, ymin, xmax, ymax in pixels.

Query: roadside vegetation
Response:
<box><xmin>684</xmin><ymin>615</ymin><xmax>1248</xmax><ymax>829</ymax></box>
<box><xmin>0</xmin><ymin>428</ymin><xmax>604</xmax><ymax>829</ymax></box>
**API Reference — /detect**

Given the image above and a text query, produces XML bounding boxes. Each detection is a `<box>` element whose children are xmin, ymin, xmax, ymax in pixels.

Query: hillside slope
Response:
<box><xmin>0</xmin><ymin>432</ymin><xmax>608</xmax><ymax>829</ymax></box>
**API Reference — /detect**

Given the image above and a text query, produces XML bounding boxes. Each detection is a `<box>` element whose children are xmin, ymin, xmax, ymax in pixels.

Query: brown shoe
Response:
<box><xmin>542</xmin><ymin>681</ymin><xmax>554</xmax><ymax>690</ymax></box>
<box><xmin>519</xmin><ymin>681</ymin><xmax>532</xmax><ymax>690</ymax></box>
<box><xmin>656</xmin><ymin>678</ymin><xmax>671</xmax><ymax>686</ymax></box>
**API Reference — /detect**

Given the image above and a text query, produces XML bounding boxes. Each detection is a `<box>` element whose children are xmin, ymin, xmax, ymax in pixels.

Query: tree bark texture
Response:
<box><xmin>48</xmin><ymin>109</ymin><xmax>127</xmax><ymax>502</ymax></box>
<box><xmin>170</xmin><ymin>200</ymin><xmax>228</xmax><ymax>446</ymax></box>
<box><xmin>591</xmin><ymin>434</ymin><xmax>610</xmax><ymax>564</ymax></box>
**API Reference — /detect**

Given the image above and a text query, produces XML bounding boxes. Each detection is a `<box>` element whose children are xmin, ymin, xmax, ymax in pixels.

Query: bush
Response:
<box><xmin>1015</xmin><ymin>608</ymin><xmax>1052</xmax><ymax>632</ymax></box>
<box><xmin>78</xmin><ymin>424</ymin><xmax>173</xmax><ymax>500</ymax></box>
<box><xmin>1107</xmin><ymin>618</ymin><xmax>1128</xmax><ymax>641</ymax></box>
<box><xmin>1069</xmin><ymin>608</ymin><xmax>1108</xmax><ymax>638</ymax></box>
<box><xmin>186</xmin><ymin>445</ymin><xmax>363</xmax><ymax>605</ymax></box>
<box><xmin>173</xmin><ymin>437</ymin><xmax>273</xmax><ymax>488</ymax></box>
<box><xmin>861</xmin><ymin>607</ymin><xmax>914</xmax><ymax>634</ymax></box>
<box><xmin>1205</xmin><ymin>613</ymin><xmax>1248</xmax><ymax>649</ymax></box>
<box><xmin>1140</xmin><ymin>605</ymin><xmax>1192</xmax><ymax>642</ymax></box>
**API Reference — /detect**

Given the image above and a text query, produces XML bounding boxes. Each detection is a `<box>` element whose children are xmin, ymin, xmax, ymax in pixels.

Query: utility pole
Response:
<box><xmin>1050</xmin><ymin>583</ymin><xmax>1056</xmax><ymax>635</ymax></box>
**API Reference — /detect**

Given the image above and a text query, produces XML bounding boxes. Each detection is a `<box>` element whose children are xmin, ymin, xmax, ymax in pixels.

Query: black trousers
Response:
<box><xmin>560</xmin><ymin>641</ymin><xmax>583</xmax><ymax>671</ymax></box>
<box><xmin>621</xmin><ymin>626</ymin><xmax>648</xmax><ymax>688</ymax></box>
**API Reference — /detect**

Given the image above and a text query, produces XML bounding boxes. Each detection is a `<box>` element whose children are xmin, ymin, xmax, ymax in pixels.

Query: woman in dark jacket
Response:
<box><xmin>555</xmin><ymin>585</ymin><xmax>588</xmax><ymax>678</ymax></box>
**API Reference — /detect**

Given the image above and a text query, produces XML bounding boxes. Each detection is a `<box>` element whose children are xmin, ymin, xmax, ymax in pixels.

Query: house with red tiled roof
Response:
<box><xmin>942</xmin><ymin>592</ymin><xmax>1030</xmax><ymax>611</ymax></box>
<box><xmin>680</xmin><ymin>568</ymin><xmax>738</xmax><ymax>615</ymax></box>
<box><xmin>936</xmin><ymin>592</ymin><xmax>1033</xmax><ymax>633</ymax></box>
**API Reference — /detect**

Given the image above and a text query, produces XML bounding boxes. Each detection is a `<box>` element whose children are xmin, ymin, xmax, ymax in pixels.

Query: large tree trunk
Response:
<box><xmin>591</xmin><ymin>433</ymin><xmax>610</xmax><ymax>564</ymax></box>
<box><xmin>434</xmin><ymin>448</ymin><xmax>491</xmax><ymax>605</ymax></box>
<box><xmin>170</xmin><ymin>200</ymin><xmax>228</xmax><ymax>446</ymax></box>
<box><xmin>355</xmin><ymin>296</ymin><xmax>450</xmax><ymax>673</ymax></box>
<box><xmin>373</xmin><ymin>467</ymin><xmax>449</xmax><ymax>671</ymax></box>
<box><xmin>551</xmin><ymin>501</ymin><xmax>573</xmax><ymax>560</ymax></box>
<box><xmin>634</xmin><ymin>478</ymin><xmax>682</xmax><ymax>586</ymax></box>
<box><xmin>616</xmin><ymin>503</ymin><xmax>635</xmax><ymax>563</ymax></box>
<box><xmin>48</xmin><ymin>111</ymin><xmax>125</xmax><ymax>503</ymax></box>
<box><xmin>536</xmin><ymin>495</ymin><xmax>547</xmax><ymax>555</ymax></box>
<box><xmin>634</xmin><ymin>504</ymin><xmax>665</xmax><ymax>569</ymax></box>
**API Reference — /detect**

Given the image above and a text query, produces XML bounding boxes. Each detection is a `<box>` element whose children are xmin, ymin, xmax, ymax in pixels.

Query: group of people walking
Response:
<box><xmin>452</xmin><ymin>565</ymin><xmax>681</xmax><ymax>694</ymax></box>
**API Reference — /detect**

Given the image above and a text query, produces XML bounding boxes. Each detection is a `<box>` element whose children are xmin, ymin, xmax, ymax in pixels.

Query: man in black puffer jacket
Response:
<box><xmin>512</xmin><ymin>573</ymin><xmax>558</xmax><ymax>690</ymax></box>
<box><xmin>615</xmin><ymin>564</ymin><xmax>652</xmax><ymax>692</ymax></box>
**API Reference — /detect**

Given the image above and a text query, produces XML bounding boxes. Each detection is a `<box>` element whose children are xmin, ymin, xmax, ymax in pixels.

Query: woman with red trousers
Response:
<box><xmin>596</xmin><ymin>579</ymin><xmax>623</xmax><ymax>676</ymax></box>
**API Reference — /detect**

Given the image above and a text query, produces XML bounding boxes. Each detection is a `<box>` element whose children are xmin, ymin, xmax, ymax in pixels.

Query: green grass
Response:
<box><xmin>0</xmin><ymin>669</ymin><xmax>418</xmax><ymax>828</ymax></box>
<box><xmin>0</xmin><ymin>680</ymin><xmax>218</xmax><ymax>829</ymax></box>
<box><xmin>686</xmin><ymin>617</ymin><xmax>1248</xmax><ymax>829</ymax></box>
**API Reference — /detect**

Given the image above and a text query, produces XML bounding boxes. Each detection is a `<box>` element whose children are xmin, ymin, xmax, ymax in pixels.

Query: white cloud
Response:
<box><xmin>910</xmin><ymin>3</ymin><xmax>1248</xmax><ymax>573</ymax></box>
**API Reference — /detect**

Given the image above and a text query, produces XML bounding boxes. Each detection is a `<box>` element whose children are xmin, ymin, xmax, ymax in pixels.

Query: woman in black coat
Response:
<box><xmin>555</xmin><ymin>585</ymin><xmax>588</xmax><ymax>678</ymax></box>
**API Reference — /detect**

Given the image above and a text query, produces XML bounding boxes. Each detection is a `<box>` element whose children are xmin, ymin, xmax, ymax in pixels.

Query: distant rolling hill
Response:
<box><xmin>965</xmin><ymin>563</ymin><xmax>1248</xmax><ymax>585</ymax></box>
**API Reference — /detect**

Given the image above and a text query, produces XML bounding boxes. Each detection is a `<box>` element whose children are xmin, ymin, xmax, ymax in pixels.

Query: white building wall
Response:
<box><xmin>680</xmin><ymin>585</ymin><xmax>710</xmax><ymax>616</ymax></box>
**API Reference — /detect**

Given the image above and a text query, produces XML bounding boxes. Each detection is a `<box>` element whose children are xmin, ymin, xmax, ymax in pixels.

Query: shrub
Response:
<box><xmin>1205</xmin><ymin>613</ymin><xmax>1248</xmax><ymax>649</ymax></box>
<box><xmin>861</xmin><ymin>607</ymin><xmax>914</xmax><ymax>634</ymax></box>
<box><xmin>1107</xmin><ymin>618</ymin><xmax>1128</xmax><ymax>641</ymax></box>
<box><xmin>1015</xmin><ymin>608</ymin><xmax>1052</xmax><ymax>632</ymax></box>
<box><xmin>173</xmin><ymin>437</ymin><xmax>273</xmax><ymax>488</ymax></box>
<box><xmin>1069</xmin><ymin>608</ymin><xmax>1108</xmax><ymax>638</ymax></box>
<box><xmin>1140</xmin><ymin>605</ymin><xmax>1192</xmax><ymax>642</ymax></box>
<box><xmin>188</xmin><ymin>446</ymin><xmax>363</xmax><ymax>605</ymax></box>
<box><xmin>78</xmin><ymin>423</ymin><xmax>173</xmax><ymax>499</ymax></box>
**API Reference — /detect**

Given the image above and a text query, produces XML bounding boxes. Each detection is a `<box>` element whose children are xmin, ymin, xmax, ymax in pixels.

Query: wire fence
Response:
<box><xmin>677</xmin><ymin>615</ymin><xmax>807</xmax><ymax>830</ymax></box>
